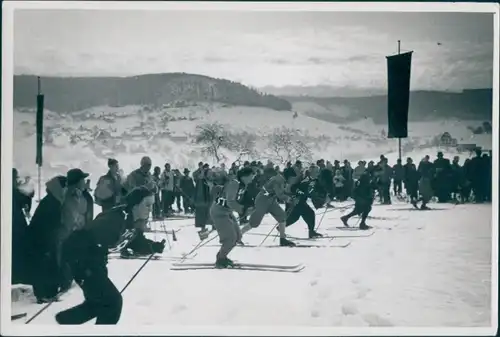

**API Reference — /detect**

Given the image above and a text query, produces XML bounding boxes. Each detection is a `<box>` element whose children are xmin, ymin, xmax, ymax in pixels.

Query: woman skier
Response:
<box><xmin>55</xmin><ymin>187</ymin><xmax>163</xmax><ymax>325</ymax></box>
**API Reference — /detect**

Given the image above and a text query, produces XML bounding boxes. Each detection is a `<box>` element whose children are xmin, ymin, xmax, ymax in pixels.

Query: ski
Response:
<box><xmin>287</xmin><ymin>235</ymin><xmax>336</xmax><ymax>241</ymax></box>
<box><xmin>12</xmin><ymin>313</ymin><xmax>27</xmax><ymax>320</ymax></box>
<box><xmin>330</xmin><ymin>226</ymin><xmax>374</xmax><ymax>231</ymax></box>
<box><xmin>202</xmin><ymin>242</ymin><xmax>351</xmax><ymax>248</ymax></box>
<box><xmin>108</xmin><ymin>253</ymin><xmax>198</xmax><ymax>261</ymax></box>
<box><xmin>325</xmin><ymin>229</ymin><xmax>375</xmax><ymax>237</ymax></box>
<box><xmin>171</xmin><ymin>262</ymin><xmax>304</xmax><ymax>273</ymax></box>
<box><xmin>172</xmin><ymin>262</ymin><xmax>302</xmax><ymax>269</ymax></box>
<box><xmin>171</xmin><ymin>265</ymin><xmax>304</xmax><ymax>272</ymax></box>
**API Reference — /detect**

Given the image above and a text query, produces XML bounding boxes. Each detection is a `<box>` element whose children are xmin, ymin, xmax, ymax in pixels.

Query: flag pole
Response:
<box><xmin>397</xmin><ymin>40</ymin><xmax>402</xmax><ymax>162</ymax></box>
<box><xmin>37</xmin><ymin>77</ymin><xmax>41</xmax><ymax>201</ymax></box>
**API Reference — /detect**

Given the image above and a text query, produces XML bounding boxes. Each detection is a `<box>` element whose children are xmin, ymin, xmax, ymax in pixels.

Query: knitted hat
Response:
<box><xmin>124</xmin><ymin>186</ymin><xmax>153</xmax><ymax>209</ymax></box>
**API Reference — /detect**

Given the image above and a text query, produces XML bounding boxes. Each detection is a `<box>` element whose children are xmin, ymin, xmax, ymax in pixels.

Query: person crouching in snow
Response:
<box><xmin>340</xmin><ymin>173</ymin><xmax>374</xmax><ymax>230</ymax></box>
<box><xmin>55</xmin><ymin>187</ymin><xmax>162</xmax><ymax>325</ymax></box>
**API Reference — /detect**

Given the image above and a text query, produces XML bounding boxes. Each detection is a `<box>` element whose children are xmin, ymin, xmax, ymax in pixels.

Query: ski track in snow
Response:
<box><xmin>12</xmin><ymin>202</ymin><xmax>492</xmax><ymax>327</ymax></box>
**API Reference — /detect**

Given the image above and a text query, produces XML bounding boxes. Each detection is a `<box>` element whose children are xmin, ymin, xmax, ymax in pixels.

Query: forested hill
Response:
<box><xmin>14</xmin><ymin>73</ymin><xmax>292</xmax><ymax>112</ymax></box>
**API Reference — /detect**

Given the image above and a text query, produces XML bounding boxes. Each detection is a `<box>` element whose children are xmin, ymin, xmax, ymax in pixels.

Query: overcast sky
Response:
<box><xmin>13</xmin><ymin>10</ymin><xmax>494</xmax><ymax>91</ymax></box>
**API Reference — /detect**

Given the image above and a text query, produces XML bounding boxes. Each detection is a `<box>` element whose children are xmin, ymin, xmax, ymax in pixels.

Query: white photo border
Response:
<box><xmin>1</xmin><ymin>1</ymin><xmax>498</xmax><ymax>336</ymax></box>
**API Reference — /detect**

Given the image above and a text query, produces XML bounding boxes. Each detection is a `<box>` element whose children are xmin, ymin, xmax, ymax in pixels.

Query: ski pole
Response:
<box><xmin>180</xmin><ymin>232</ymin><xmax>220</xmax><ymax>262</ymax></box>
<box><xmin>119</xmin><ymin>252</ymin><xmax>156</xmax><ymax>294</ymax></box>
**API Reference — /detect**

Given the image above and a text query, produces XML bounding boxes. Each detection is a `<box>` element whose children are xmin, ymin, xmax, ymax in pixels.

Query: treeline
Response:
<box><xmin>14</xmin><ymin>73</ymin><xmax>292</xmax><ymax>113</ymax></box>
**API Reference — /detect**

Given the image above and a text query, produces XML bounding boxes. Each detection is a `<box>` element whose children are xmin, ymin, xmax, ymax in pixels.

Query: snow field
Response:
<box><xmin>11</xmin><ymin>201</ymin><xmax>492</xmax><ymax>329</ymax></box>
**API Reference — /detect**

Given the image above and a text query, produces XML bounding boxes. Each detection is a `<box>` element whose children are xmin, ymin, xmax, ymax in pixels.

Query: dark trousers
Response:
<box><xmin>405</xmin><ymin>182</ymin><xmax>419</xmax><ymax>202</ymax></box>
<box><xmin>161</xmin><ymin>190</ymin><xmax>174</xmax><ymax>214</ymax></box>
<box><xmin>182</xmin><ymin>195</ymin><xmax>194</xmax><ymax>212</ymax></box>
<box><xmin>285</xmin><ymin>201</ymin><xmax>315</xmax><ymax>231</ymax></box>
<box><xmin>153</xmin><ymin>193</ymin><xmax>162</xmax><ymax>219</ymax></box>
<box><xmin>173</xmin><ymin>191</ymin><xmax>182</xmax><ymax>210</ymax></box>
<box><xmin>344</xmin><ymin>201</ymin><xmax>372</xmax><ymax>224</ymax></box>
<box><xmin>31</xmin><ymin>250</ymin><xmax>60</xmax><ymax>300</ymax></box>
<box><xmin>393</xmin><ymin>180</ymin><xmax>402</xmax><ymax>195</ymax></box>
<box><xmin>56</xmin><ymin>267</ymin><xmax>122</xmax><ymax>325</ymax></box>
<box><xmin>380</xmin><ymin>182</ymin><xmax>391</xmax><ymax>204</ymax></box>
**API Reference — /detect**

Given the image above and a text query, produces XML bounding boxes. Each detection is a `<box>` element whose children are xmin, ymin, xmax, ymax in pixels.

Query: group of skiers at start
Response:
<box><xmin>11</xmin><ymin>148</ymin><xmax>491</xmax><ymax>325</ymax></box>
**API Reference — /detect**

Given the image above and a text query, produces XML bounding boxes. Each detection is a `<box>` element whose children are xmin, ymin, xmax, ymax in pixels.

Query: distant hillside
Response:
<box><xmin>261</xmin><ymin>85</ymin><xmax>386</xmax><ymax>98</ymax></box>
<box><xmin>285</xmin><ymin>89</ymin><xmax>493</xmax><ymax>124</ymax></box>
<box><xmin>14</xmin><ymin>73</ymin><xmax>292</xmax><ymax>113</ymax></box>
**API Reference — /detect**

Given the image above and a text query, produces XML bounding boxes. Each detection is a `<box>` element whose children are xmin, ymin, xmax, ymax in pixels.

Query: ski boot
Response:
<box><xmin>198</xmin><ymin>227</ymin><xmax>209</xmax><ymax>240</ymax></box>
<box><xmin>411</xmin><ymin>199</ymin><xmax>419</xmax><ymax>209</ymax></box>
<box><xmin>279</xmin><ymin>237</ymin><xmax>296</xmax><ymax>247</ymax></box>
<box><xmin>420</xmin><ymin>204</ymin><xmax>431</xmax><ymax>210</ymax></box>
<box><xmin>308</xmin><ymin>230</ymin><xmax>323</xmax><ymax>239</ymax></box>
<box><xmin>215</xmin><ymin>257</ymin><xmax>235</xmax><ymax>269</ymax></box>
<box><xmin>359</xmin><ymin>222</ymin><xmax>371</xmax><ymax>230</ymax></box>
<box><xmin>340</xmin><ymin>215</ymin><xmax>350</xmax><ymax>227</ymax></box>
<box><xmin>36</xmin><ymin>294</ymin><xmax>60</xmax><ymax>304</ymax></box>
<box><xmin>236</xmin><ymin>239</ymin><xmax>245</xmax><ymax>246</ymax></box>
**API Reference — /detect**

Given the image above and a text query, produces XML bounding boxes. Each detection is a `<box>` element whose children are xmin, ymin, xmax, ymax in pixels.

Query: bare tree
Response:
<box><xmin>265</xmin><ymin>127</ymin><xmax>312</xmax><ymax>164</ymax></box>
<box><xmin>194</xmin><ymin>122</ymin><xmax>229</xmax><ymax>163</ymax></box>
<box><xmin>226</xmin><ymin>131</ymin><xmax>257</xmax><ymax>163</ymax></box>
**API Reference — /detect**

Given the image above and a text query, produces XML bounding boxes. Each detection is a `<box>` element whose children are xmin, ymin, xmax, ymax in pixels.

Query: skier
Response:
<box><xmin>209</xmin><ymin>167</ymin><xmax>255</xmax><ymax>268</ymax></box>
<box><xmin>247</xmin><ymin>168</ymin><xmax>296</xmax><ymax>247</ymax></box>
<box><xmin>286</xmin><ymin>165</ymin><xmax>324</xmax><ymax>238</ymax></box>
<box><xmin>340</xmin><ymin>173</ymin><xmax>374</xmax><ymax>230</ymax></box>
<box><xmin>55</xmin><ymin>187</ymin><xmax>160</xmax><ymax>325</ymax></box>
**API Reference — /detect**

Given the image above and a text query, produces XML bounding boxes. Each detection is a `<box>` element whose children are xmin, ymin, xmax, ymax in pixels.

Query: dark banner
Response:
<box><xmin>36</xmin><ymin>94</ymin><xmax>44</xmax><ymax>166</ymax></box>
<box><xmin>386</xmin><ymin>51</ymin><xmax>413</xmax><ymax>138</ymax></box>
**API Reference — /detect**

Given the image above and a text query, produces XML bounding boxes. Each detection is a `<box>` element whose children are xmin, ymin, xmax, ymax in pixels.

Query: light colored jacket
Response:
<box><xmin>60</xmin><ymin>186</ymin><xmax>88</xmax><ymax>241</ymax></box>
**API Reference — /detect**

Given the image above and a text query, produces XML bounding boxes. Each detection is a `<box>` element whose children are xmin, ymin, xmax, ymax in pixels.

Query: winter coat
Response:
<box><xmin>125</xmin><ymin>168</ymin><xmax>156</xmax><ymax>193</ymax></box>
<box><xmin>94</xmin><ymin>171</ymin><xmax>125</xmax><ymax>209</ymax></box>
<box><xmin>403</xmin><ymin>163</ymin><xmax>419</xmax><ymax>188</ymax></box>
<box><xmin>12</xmin><ymin>187</ymin><xmax>32</xmax><ymax>284</ymax></box>
<box><xmin>377</xmin><ymin>164</ymin><xmax>393</xmax><ymax>183</ymax></box>
<box><xmin>160</xmin><ymin>170</ymin><xmax>175</xmax><ymax>191</ymax></box>
<box><xmin>27</xmin><ymin>177</ymin><xmax>66</xmax><ymax>254</ymax></box>
<box><xmin>60</xmin><ymin>185</ymin><xmax>89</xmax><ymax>243</ymax></box>
<box><xmin>194</xmin><ymin>176</ymin><xmax>212</xmax><ymax>206</ymax></box>
<box><xmin>179</xmin><ymin>175</ymin><xmax>195</xmax><ymax>197</ymax></box>
<box><xmin>352</xmin><ymin>165</ymin><xmax>366</xmax><ymax>180</ymax></box>
<box><xmin>417</xmin><ymin>161</ymin><xmax>434</xmax><ymax>179</ymax></box>
<box><xmin>392</xmin><ymin>164</ymin><xmax>404</xmax><ymax>181</ymax></box>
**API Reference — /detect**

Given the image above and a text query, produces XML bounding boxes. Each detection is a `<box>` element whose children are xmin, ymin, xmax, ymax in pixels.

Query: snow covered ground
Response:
<box><xmin>9</xmin><ymin>200</ymin><xmax>495</xmax><ymax>334</ymax></box>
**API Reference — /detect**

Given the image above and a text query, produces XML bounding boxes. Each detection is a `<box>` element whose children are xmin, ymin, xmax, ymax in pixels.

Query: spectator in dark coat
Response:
<box><xmin>392</xmin><ymin>159</ymin><xmax>404</xmax><ymax>196</ymax></box>
<box><xmin>26</xmin><ymin>176</ymin><xmax>67</xmax><ymax>302</ymax></box>
<box><xmin>403</xmin><ymin>158</ymin><xmax>419</xmax><ymax>204</ymax></box>
<box><xmin>179</xmin><ymin>168</ymin><xmax>195</xmax><ymax>214</ymax></box>
<box><xmin>417</xmin><ymin>156</ymin><xmax>434</xmax><ymax>210</ymax></box>
<box><xmin>12</xmin><ymin>168</ymin><xmax>34</xmax><ymax>284</ymax></box>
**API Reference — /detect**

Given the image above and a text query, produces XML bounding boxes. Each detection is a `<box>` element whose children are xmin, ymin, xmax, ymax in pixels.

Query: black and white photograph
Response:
<box><xmin>2</xmin><ymin>1</ymin><xmax>498</xmax><ymax>335</ymax></box>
